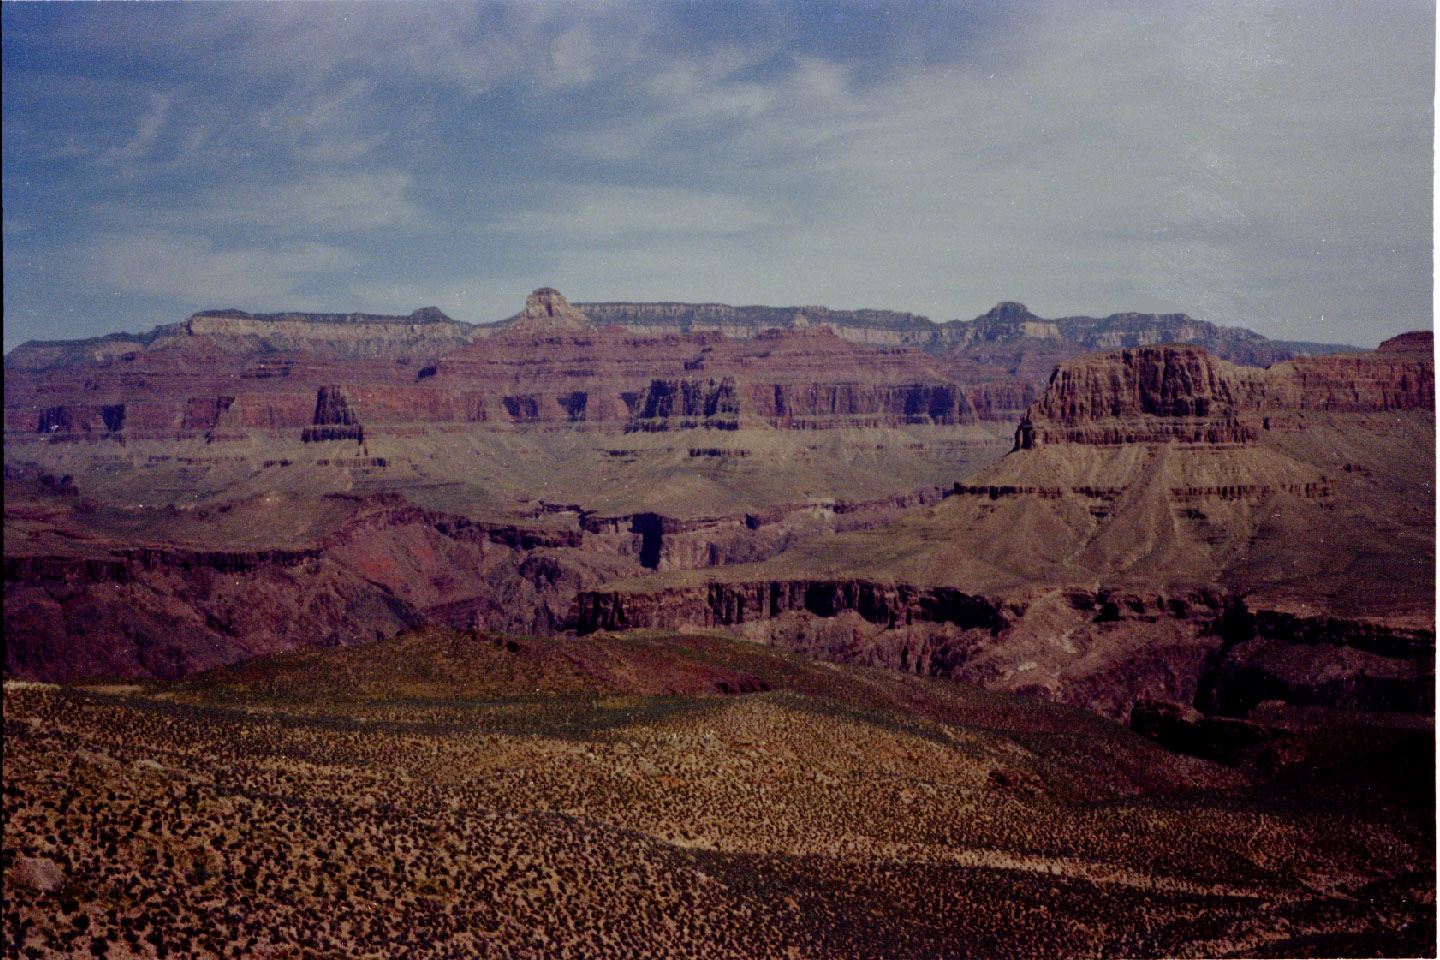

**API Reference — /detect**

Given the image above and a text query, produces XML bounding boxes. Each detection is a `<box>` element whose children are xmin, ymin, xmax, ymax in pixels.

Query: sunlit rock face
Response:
<box><xmin>512</xmin><ymin>287</ymin><xmax>595</xmax><ymax>333</ymax></box>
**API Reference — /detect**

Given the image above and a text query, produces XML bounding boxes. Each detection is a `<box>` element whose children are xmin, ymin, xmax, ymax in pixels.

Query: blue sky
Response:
<box><xmin>2</xmin><ymin>0</ymin><xmax>1432</xmax><ymax>352</ymax></box>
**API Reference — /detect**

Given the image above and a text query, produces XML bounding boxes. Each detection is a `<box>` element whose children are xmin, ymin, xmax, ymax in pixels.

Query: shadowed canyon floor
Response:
<box><xmin>4</xmin><ymin>629</ymin><xmax>1434</xmax><ymax>959</ymax></box>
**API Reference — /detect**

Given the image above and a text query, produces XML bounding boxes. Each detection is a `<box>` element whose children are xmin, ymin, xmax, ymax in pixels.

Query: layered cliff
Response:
<box><xmin>1015</xmin><ymin>335</ymin><xmax>1432</xmax><ymax>449</ymax></box>
<box><xmin>5</xmin><ymin>291</ymin><xmax>1356</xmax><ymax>447</ymax></box>
<box><xmin>569</xmin><ymin>301</ymin><xmax>938</xmax><ymax>346</ymax></box>
<box><xmin>559</xmin><ymin>331</ymin><xmax>1433</xmax><ymax>720</ymax></box>
<box><xmin>2</xmin><ymin>475</ymin><xmax>981</xmax><ymax>682</ymax></box>
<box><xmin>3</xmin><ymin>287</ymin><xmax>1425</xmax><ymax>732</ymax></box>
<box><xmin>949</xmin><ymin>301</ymin><xmax>1339</xmax><ymax>364</ymax></box>
<box><xmin>5</xmin><ymin>289</ymin><xmax>1028</xmax><ymax>443</ymax></box>
<box><xmin>5</xmin><ymin>307</ymin><xmax>473</xmax><ymax>370</ymax></box>
<box><xmin>1015</xmin><ymin>345</ymin><xmax>1262</xmax><ymax>448</ymax></box>
<box><xmin>6</xmin><ymin>292</ymin><xmax>1356</xmax><ymax>378</ymax></box>
<box><xmin>571</xmin><ymin>579</ymin><xmax>1433</xmax><ymax>721</ymax></box>
<box><xmin>566</xmin><ymin>298</ymin><xmax>1356</xmax><ymax>379</ymax></box>
<box><xmin>2</xmin><ymin>491</ymin><xmax>631</xmax><ymax>681</ymax></box>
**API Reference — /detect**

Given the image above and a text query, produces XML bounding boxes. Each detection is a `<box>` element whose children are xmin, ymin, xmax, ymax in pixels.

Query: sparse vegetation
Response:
<box><xmin>4</xmin><ymin>630</ymin><xmax>1433</xmax><ymax>958</ymax></box>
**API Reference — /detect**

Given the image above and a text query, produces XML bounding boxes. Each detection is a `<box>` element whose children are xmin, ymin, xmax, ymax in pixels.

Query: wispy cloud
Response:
<box><xmin>79</xmin><ymin>229</ymin><xmax>360</xmax><ymax>309</ymax></box>
<box><xmin>102</xmin><ymin>91</ymin><xmax>174</xmax><ymax>167</ymax></box>
<box><xmin>494</xmin><ymin>185</ymin><xmax>781</xmax><ymax>243</ymax></box>
<box><xmin>115</xmin><ymin>170</ymin><xmax>428</xmax><ymax>235</ymax></box>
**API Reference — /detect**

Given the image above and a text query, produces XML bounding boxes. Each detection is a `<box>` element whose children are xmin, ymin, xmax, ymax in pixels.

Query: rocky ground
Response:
<box><xmin>4</xmin><ymin>629</ymin><xmax>1434</xmax><ymax>959</ymax></box>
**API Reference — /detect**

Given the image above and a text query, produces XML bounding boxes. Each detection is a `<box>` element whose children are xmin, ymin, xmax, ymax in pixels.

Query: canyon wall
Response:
<box><xmin>5</xmin><ymin>293</ymin><xmax>1030</xmax><ymax>441</ymax></box>
<box><xmin>570</xmin><ymin>579</ymin><xmax>1433</xmax><ymax>722</ymax></box>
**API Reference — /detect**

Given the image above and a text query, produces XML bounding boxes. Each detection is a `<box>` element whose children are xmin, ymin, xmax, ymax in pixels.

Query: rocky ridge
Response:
<box><xmin>7</xmin><ymin>294</ymin><xmax>1354</xmax><ymax>377</ymax></box>
<box><xmin>573</xmin><ymin>298</ymin><xmax>1357</xmax><ymax>377</ymax></box>
<box><xmin>5</xmin><ymin>307</ymin><xmax>470</xmax><ymax>369</ymax></box>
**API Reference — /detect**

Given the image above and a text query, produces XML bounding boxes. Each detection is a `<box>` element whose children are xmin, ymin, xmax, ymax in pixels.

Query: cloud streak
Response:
<box><xmin>79</xmin><ymin>230</ymin><xmax>360</xmax><ymax>309</ymax></box>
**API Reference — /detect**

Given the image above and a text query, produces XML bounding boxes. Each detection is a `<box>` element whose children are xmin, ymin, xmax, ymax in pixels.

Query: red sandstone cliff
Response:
<box><xmin>1015</xmin><ymin>335</ymin><xmax>1433</xmax><ymax>448</ymax></box>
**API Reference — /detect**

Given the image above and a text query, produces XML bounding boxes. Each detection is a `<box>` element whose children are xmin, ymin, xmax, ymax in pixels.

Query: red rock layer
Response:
<box><xmin>1016</xmin><ymin>337</ymin><xmax>1433</xmax><ymax>448</ymax></box>
<box><xmin>6</xmin><ymin>321</ymin><xmax>1035</xmax><ymax>439</ymax></box>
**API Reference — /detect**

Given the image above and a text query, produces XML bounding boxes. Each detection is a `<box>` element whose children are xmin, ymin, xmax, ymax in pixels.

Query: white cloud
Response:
<box><xmin>544</xmin><ymin>1</ymin><xmax>1431</xmax><ymax>339</ymax></box>
<box><xmin>103</xmin><ymin>91</ymin><xmax>173</xmax><ymax>166</ymax></box>
<box><xmin>79</xmin><ymin>229</ymin><xmax>360</xmax><ymax>308</ymax></box>
<box><xmin>4</xmin><ymin>1</ymin><xmax>1430</xmax><ymax>349</ymax></box>
<box><xmin>200</xmin><ymin>170</ymin><xmax>426</xmax><ymax>233</ymax></box>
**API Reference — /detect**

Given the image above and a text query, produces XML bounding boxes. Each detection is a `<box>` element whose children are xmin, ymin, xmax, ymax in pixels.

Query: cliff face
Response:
<box><xmin>1015</xmin><ymin>338</ymin><xmax>1433</xmax><ymax>448</ymax></box>
<box><xmin>571</xmin><ymin>579</ymin><xmax>1015</xmax><ymax>635</ymax></box>
<box><xmin>1</xmin><ymin>481</ymin><xmax>970</xmax><ymax>681</ymax></box>
<box><xmin>1260</xmin><ymin>334</ymin><xmax>1435</xmax><ymax>412</ymax></box>
<box><xmin>5</xmin><ymin>291</ymin><xmax>1356</xmax><ymax>443</ymax></box>
<box><xmin>5</xmin><ymin>293</ymin><xmax>1355</xmax><ymax>379</ymax></box>
<box><xmin>6</xmin><ymin>292</ymin><xmax>1012</xmax><ymax>442</ymax></box>
<box><xmin>1015</xmin><ymin>345</ymin><xmax>1260</xmax><ymax>448</ymax></box>
<box><xmin>2</xmin><ymin>493</ymin><xmax>619</xmax><ymax>681</ymax></box>
<box><xmin>570</xmin><ymin>580</ymin><xmax>1433</xmax><ymax>722</ymax></box>
<box><xmin>569</xmin><ymin>301</ymin><xmax>938</xmax><ymax>347</ymax></box>
<box><xmin>943</xmin><ymin>302</ymin><xmax>1353</xmax><ymax>372</ymax></box>
<box><xmin>2</xmin><ymin>290</ymin><xmax>1422</xmax><ymax>731</ymax></box>
<box><xmin>556</xmin><ymin>331</ymin><xmax>1433</xmax><ymax>722</ymax></box>
<box><xmin>566</xmin><ymin>299</ymin><xmax>1356</xmax><ymax>381</ymax></box>
<box><xmin>179</xmin><ymin>307</ymin><xmax>475</xmax><ymax>361</ymax></box>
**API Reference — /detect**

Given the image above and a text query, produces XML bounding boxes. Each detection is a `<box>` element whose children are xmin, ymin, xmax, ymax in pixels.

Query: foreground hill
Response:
<box><xmin>4</xmin><ymin>627</ymin><xmax>1433</xmax><ymax>958</ymax></box>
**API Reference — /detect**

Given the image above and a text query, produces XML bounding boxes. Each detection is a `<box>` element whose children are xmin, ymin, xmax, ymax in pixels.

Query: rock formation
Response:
<box><xmin>570</xmin><ymin>298</ymin><xmax>1357</xmax><ymax>380</ymax></box>
<box><xmin>6</xmin><ymin>295</ymin><xmax>1354</xmax><ymax>382</ymax></box>
<box><xmin>563</xmin><ymin>335</ymin><xmax>1435</xmax><ymax>720</ymax></box>
<box><xmin>1014</xmin><ymin>345</ymin><xmax>1259</xmax><ymax>448</ymax></box>
<box><xmin>1015</xmin><ymin>335</ymin><xmax>1433</xmax><ymax>448</ymax></box>
<box><xmin>3</xmin><ymin>289</ymin><xmax>1026</xmax><ymax>446</ymax></box>
<box><xmin>507</xmin><ymin>287</ymin><xmax>595</xmax><ymax>332</ymax></box>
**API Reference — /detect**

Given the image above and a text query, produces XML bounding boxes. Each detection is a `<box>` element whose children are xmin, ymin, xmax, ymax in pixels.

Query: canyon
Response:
<box><xmin>573</xmin><ymin>334</ymin><xmax>1433</xmax><ymax>722</ymax></box>
<box><xmin>4</xmin><ymin>288</ymin><xmax>1434</xmax><ymax>960</ymax></box>
<box><xmin>3</xmin><ymin>290</ymin><xmax>1432</xmax><ymax>733</ymax></box>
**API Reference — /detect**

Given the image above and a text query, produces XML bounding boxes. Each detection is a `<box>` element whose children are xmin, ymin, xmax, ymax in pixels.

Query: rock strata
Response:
<box><xmin>1015</xmin><ymin>340</ymin><xmax>1433</xmax><ymax>448</ymax></box>
<box><xmin>4</xmin><ymin>290</ymin><xmax>1023</xmax><ymax>441</ymax></box>
<box><xmin>569</xmin><ymin>299</ymin><xmax>1355</xmax><ymax>375</ymax></box>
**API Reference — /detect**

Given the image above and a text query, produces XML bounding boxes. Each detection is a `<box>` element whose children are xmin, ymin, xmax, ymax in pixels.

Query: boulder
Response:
<box><xmin>15</xmin><ymin>855</ymin><xmax>63</xmax><ymax>893</ymax></box>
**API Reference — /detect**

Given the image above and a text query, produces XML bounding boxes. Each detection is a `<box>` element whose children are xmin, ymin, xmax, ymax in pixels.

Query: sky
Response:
<box><xmin>1</xmin><ymin>0</ymin><xmax>1433</xmax><ymax>353</ymax></box>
